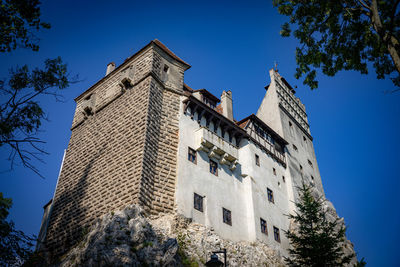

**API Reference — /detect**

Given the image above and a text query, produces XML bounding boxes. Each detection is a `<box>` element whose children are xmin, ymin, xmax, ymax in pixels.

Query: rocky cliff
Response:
<box><xmin>54</xmin><ymin>204</ymin><xmax>284</xmax><ymax>266</ymax></box>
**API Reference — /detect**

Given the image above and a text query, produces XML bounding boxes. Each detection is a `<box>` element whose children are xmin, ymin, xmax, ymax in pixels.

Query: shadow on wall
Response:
<box><xmin>45</xmin><ymin>145</ymin><xmax>106</xmax><ymax>259</ymax></box>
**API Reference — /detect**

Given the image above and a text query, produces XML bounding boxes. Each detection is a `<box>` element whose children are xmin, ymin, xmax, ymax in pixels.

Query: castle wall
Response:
<box><xmin>44</xmin><ymin>43</ymin><xmax>185</xmax><ymax>257</ymax></box>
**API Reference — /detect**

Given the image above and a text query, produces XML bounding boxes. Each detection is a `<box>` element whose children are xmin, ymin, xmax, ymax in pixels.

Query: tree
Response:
<box><xmin>0</xmin><ymin>0</ymin><xmax>50</xmax><ymax>52</ymax></box>
<box><xmin>273</xmin><ymin>0</ymin><xmax>400</xmax><ymax>90</ymax></box>
<box><xmin>285</xmin><ymin>183</ymin><xmax>354</xmax><ymax>266</ymax></box>
<box><xmin>0</xmin><ymin>192</ymin><xmax>35</xmax><ymax>266</ymax></box>
<box><xmin>0</xmin><ymin>0</ymin><xmax>75</xmax><ymax>176</ymax></box>
<box><xmin>0</xmin><ymin>57</ymin><xmax>72</xmax><ymax>176</ymax></box>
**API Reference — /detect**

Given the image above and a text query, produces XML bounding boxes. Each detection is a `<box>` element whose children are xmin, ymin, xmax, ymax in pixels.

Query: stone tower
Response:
<box><xmin>41</xmin><ymin>40</ymin><xmax>190</xmax><ymax>257</ymax></box>
<box><xmin>257</xmin><ymin>69</ymin><xmax>324</xmax><ymax>204</ymax></box>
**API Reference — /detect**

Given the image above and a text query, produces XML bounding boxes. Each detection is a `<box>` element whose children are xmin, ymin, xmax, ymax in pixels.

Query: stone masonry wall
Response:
<box><xmin>44</xmin><ymin>44</ymin><xmax>184</xmax><ymax>258</ymax></box>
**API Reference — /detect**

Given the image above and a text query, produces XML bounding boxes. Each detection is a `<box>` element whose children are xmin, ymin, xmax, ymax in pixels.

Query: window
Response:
<box><xmin>311</xmin><ymin>175</ymin><xmax>315</xmax><ymax>185</ymax></box>
<box><xmin>273</xmin><ymin>168</ymin><xmax>276</xmax><ymax>176</ymax></box>
<box><xmin>273</xmin><ymin>226</ymin><xmax>281</xmax><ymax>242</ymax></box>
<box><xmin>163</xmin><ymin>65</ymin><xmax>169</xmax><ymax>73</ymax></box>
<box><xmin>260</xmin><ymin>218</ymin><xmax>268</xmax><ymax>235</ymax></box>
<box><xmin>282</xmin><ymin>176</ymin><xmax>285</xmax><ymax>183</ymax></box>
<box><xmin>289</xmin><ymin>121</ymin><xmax>292</xmax><ymax>127</ymax></box>
<box><xmin>267</xmin><ymin>188</ymin><xmax>274</xmax><ymax>203</ymax></box>
<box><xmin>188</xmin><ymin>147</ymin><xmax>197</xmax><ymax>164</ymax></box>
<box><xmin>303</xmin><ymin>136</ymin><xmax>306</xmax><ymax>141</ymax></box>
<box><xmin>161</xmin><ymin>65</ymin><xmax>169</xmax><ymax>82</ymax></box>
<box><xmin>292</xmin><ymin>144</ymin><xmax>298</xmax><ymax>151</ymax></box>
<box><xmin>210</xmin><ymin>159</ymin><xmax>218</xmax><ymax>176</ymax></box>
<box><xmin>300</xmin><ymin>164</ymin><xmax>303</xmax><ymax>171</ymax></box>
<box><xmin>255</xmin><ymin>154</ymin><xmax>260</xmax><ymax>166</ymax></box>
<box><xmin>194</xmin><ymin>193</ymin><xmax>203</xmax><ymax>212</ymax></box>
<box><xmin>222</xmin><ymin>208</ymin><xmax>232</xmax><ymax>226</ymax></box>
<box><xmin>308</xmin><ymin>159</ymin><xmax>313</xmax><ymax>168</ymax></box>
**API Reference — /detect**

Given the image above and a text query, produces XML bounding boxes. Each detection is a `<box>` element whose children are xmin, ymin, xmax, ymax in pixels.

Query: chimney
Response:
<box><xmin>106</xmin><ymin>62</ymin><xmax>116</xmax><ymax>76</ymax></box>
<box><xmin>221</xmin><ymin>90</ymin><xmax>233</xmax><ymax>120</ymax></box>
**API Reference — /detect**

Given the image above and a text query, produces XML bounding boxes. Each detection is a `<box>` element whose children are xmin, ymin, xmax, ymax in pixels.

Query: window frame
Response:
<box><xmin>222</xmin><ymin>208</ymin><xmax>232</xmax><ymax>226</ymax></box>
<box><xmin>188</xmin><ymin>147</ymin><xmax>197</xmax><ymax>164</ymax></box>
<box><xmin>255</xmin><ymin>154</ymin><xmax>260</xmax><ymax>166</ymax></box>
<box><xmin>260</xmin><ymin>218</ymin><xmax>268</xmax><ymax>235</ymax></box>
<box><xmin>267</xmin><ymin>188</ymin><xmax>274</xmax><ymax>203</ymax></box>
<box><xmin>209</xmin><ymin>159</ymin><xmax>218</xmax><ymax>176</ymax></box>
<box><xmin>273</xmin><ymin>226</ymin><xmax>281</xmax><ymax>243</ymax></box>
<box><xmin>193</xmin><ymin>193</ymin><xmax>204</xmax><ymax>212</ymax></box>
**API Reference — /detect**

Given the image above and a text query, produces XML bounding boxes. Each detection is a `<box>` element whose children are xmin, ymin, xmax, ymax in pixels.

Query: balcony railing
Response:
<box><xmin>195</xmin><ymin>126</ymin><xmax>238</xmax><ymax>170</ymax></box>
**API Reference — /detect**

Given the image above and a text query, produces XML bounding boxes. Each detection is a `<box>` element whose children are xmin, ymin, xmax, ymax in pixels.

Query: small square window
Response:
<box><xmin>267</xmin><ymin>188</ymin><xmax>274</xmax><ymax>203</ymax></box>
<box><xmin>260</xmin><ymin>218</ymin><xmax>268</xmax><ymax>235</ymax></box>
<box><xmin>273</xmin><ymin>168</ymin><xmax>276</xmax><ymax>176</ymax></box>
<box><xmin>223</xmin><ymin>208</ymin><xmax>232</xmax><ymax>226</ymax></box>
<box><xmin>282</xmin><ymin>176</ymin><xmax>285</xmax><ymax>183</ymax></box>
<box><xmin>210</xmin><ymin>159</ymin><xmax>218</xmax><ymax>176</ymax></box>
<box><xmin>188</xmin><ymin>147</ymin><xmax>197</xmax><ymax>164</ymax></box>
<box><xmin>194</xmin><ymin>193</ymin><xmax>203</xmax><ymax>212</ymax></box>
<box><xmin>163</xmin><ymin>65</ymin><xmax>169</xmax><ymax>72</ymax></box>
<box><xmin>255</xmin><ymin>154</ymin><xmax>260</xmax><ymax>166</ymax></box>
<box><xmin>273</xmin><ymin>226</ymin><xmax>281</xmax><ymax>242</ymax></box>
<box><xmin>292</xmin><ymin>144</ymin><xmax>298</xmax><ymax>151</ymax></box>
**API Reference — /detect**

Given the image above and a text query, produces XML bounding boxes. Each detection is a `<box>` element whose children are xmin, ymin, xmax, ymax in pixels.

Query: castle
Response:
<box><xmin>37</xmin><ymin>40</ymin><xmax>346</xmax><ymax>259</ymax></box>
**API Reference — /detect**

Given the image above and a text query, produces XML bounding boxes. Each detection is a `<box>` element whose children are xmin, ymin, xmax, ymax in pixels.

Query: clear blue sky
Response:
<box><xmin>1</xmin><ymin>1</ymin><xmax>399</xmax><ymax>266</ymax></box>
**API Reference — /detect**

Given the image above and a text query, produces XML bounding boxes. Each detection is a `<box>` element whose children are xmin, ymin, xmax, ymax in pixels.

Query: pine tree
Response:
<box><xmin>285</xmin><ymin>183</ymin><xmax>354</xmax><ymax>267</ymax></box>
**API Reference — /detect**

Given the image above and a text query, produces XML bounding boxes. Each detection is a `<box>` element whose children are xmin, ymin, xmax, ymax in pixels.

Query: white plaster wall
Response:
<box><xmin>175</xmin><ymin>102</ymin><xmax>251</xmax><ymax>241</ymax></box>
<box><xmin>175</xmin><ymin>97</ymin><xmax>292</xmax><ymax>256</ymax></box>
<box><xmin>238</xmin><ymin>140</ymin><xmax>290</xmax><ymax>257</ymax></box>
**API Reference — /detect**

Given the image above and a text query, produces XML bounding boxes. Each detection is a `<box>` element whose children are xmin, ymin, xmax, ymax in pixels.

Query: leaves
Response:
<box><xmin>0</xmin><ymin>193</ymin><xmax>35</xmax><ymax>266</ymax></box>
<box><xmin>0</xmin><ymin>57</ymin><xmax>75</xmax><ymax>177</ymax></box>
<box><xmin>0</xmin><ymin>0</ymin><xmax>50</xmax><ymax>52</ymax></box>
<box><xmin>274</xmin><ymin>0</ymin><xmax>400</xmax><ymax>89</ymax></box>
<box><xmin>284</xmin><ymin>183</ymin><xmax>354</xmax><ymax>266</ymax></box>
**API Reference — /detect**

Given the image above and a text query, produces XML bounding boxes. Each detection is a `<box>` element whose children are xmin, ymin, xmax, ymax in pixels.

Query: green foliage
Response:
<box><xmin>0</xmin><ymin>0</ymin><xmax>76</xmax><ymax>177</ymax></box>
<box><xmin>273</xmin><ymin>0</ymin><xmax>400</xmax><ymax>89</ymax></box>
<box><xmin>177</xmin><ymin>232</ymin><xmax>199</xmax><ymax>267</ymax></box>
<box><xmin>0</xmin><ymin>192</ymin><xmax>35</xmax><ymax>266</ymax></box>
<box><xmin>284</xmin><ymin>183</ymin><xmax>354</xmax><ymax>266</ymax></box>
<box><xmin>354</xmin><ymin>257</ymin><xmax>367</xmax><ymax>267</ymax></box>
<box><xmin>0</xmin><ymin>0</ymin><xmax>50</xmax><ymax>52</ymax></box>
<box><xmin>0</xmin><ymin>57</ymin><xmax>73</xmax><ymax>176</ymax></box>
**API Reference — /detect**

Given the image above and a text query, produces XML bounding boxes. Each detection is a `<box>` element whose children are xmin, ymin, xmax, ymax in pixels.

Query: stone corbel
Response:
<box><xmin>220</xmin><ymin>153</ymin><xmax>229</xmax><ymax>165</ymax></box>
<box><xmin>229</xmin><ymin>160</ymin><xmax>238</xmax><ymax>171</ymax></box>
<box><xmin>208</xmin><ymin>147</ymin><xmax>220</xmax><ymax>160</ymax></box>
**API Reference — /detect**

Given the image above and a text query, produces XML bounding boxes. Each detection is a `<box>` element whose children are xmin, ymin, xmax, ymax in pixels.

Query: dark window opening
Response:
<box><xmin>293</xmin><ymin>144</ymin><xmax>298</xmax><ymax>151</ymax></box>
<box><xmin>274</xmin><ymin>226</ymin><xmax>281</xmax><ymax>242</ymax></box>
<box><xmin>267</xmin><ymin>188</ymin><xmax>274</xmax><ymax>203</ymax></box>
<box><xmin>188</xmin><ymin>147</ymin><xmax>197</xmax><ymax>164</ymax></box>
<box><xmin>273</xmin><ymin>168</ymin><xmax>276</xmax><ymax>175</ymax></box>
<box><xmin>210</xmin><ymin>159</ymin><xmax>218</xmax><ymax>176</ymax></box>
<box><xmin>282</xmin><ymin>176</ymin><xmax>285</xmax><ymax>183</ymax></box>
<box><xmin>163</xmin><ymin>65</ymin><xmax>169</xmax><ymax>72</ymax></box>
<box><xmin>255</xmin><ymin>154</ymin><xmax>260</xmax><ymax>166</ymax></box>
<box><xmin>308</xmin><ymin>159</ymin><xmax>313</xmax><ymax>167</ymax></box>
<box><xmin>300</xmin><ymin>164</ymin><xmax>303</xmax><ymax>171</ymax></box>
<box><xmin>194</xmin><ymin>193</ymin><xmax>203</xmax><ymax>212</ymax></box>
<box><xmin>223</xmin><ymin>208</ymin><xmax>232</xmax><ymax>226</ymax></box>
<box><xmin>303</xmin><ymin>136</ymin><xmax>306</xmax><ymax>141</ymax></box>
<box><xmin>83</xmin><ymin>106</ymin><xmax>93</xmax><ymax>116</ymax></box>
<box><xmin>260</xmin><ymin>218</ymin><xmax>267</xmax><ymax>235</ymax></box>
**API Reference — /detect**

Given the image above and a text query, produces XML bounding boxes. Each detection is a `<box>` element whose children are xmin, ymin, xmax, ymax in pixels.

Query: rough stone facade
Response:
<box><xmin>43</xmin><ymin>41</ymin><xmax>189</xmax><ymax>258</ymax></box>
